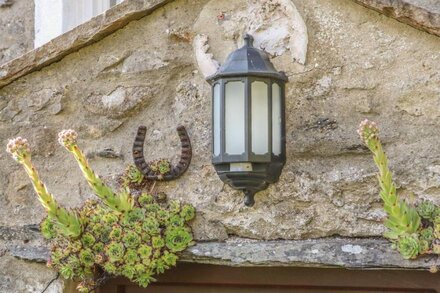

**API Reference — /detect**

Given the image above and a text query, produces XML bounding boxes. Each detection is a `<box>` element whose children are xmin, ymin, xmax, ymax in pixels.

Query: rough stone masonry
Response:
<box><xmin>0</xmin><ymin>0</ymin><xmax>440</xmax><ymax>291</ymax></box>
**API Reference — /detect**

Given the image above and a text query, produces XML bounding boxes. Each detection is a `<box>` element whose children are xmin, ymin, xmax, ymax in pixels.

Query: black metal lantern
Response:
<box><xmin>206</xmin><ymin>34</ymin><xmax>287</xmax><ymax>206</ymax></box>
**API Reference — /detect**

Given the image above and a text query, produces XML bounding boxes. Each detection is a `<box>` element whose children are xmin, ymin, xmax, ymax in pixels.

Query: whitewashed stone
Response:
<box><xmin>193</xmin><ymin>0</ymin><xmax>308</xmax><ymax>78</ymax></box>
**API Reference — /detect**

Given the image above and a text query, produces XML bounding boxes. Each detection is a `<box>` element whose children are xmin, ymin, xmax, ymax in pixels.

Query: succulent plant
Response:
<box><xmin>123</xmin><ymin>208</ymin><xmax>145</xmax><ymax>226</ymax></box>
<box><xmin>359</xmin><ymin>120</ymin><xmax>440</xmax><ymax>261</ymax></box>
<box><xmin>81</xmin><ymin>233</ymin><xmax>96</xmax><ymax>247</ymax></box>
<box><xmin>93</xmin><ymin>242</ymin><xmax>104</xmax><ymax>253</ymax></box>
<box><xmin>138</xmin><ymin>193</ymin><xmax>154</xmax><ymax>207</ymax></box>
<box><xmin>110</xmin><ymin>225</ymin><xmax>123</xmax><ymax>241</ymax></box>
<box><xmin>162</xmin><ymin>251</ymin><xmax>178</xmax><ymax>266</ymax></box>
<box><xmin>6</xmin><ymin>130</ymin><xmax>196</xmax><ymax>292</ymax></box>
<box><xmin>138</xmin><ymin>245</ymin><xmax>152</xmax><ymax>259</ymax></box>
<box><xmin>106</xmin><ymin>241</ymin><xmax>125</xmax><ymax>263</ymax></box>
<box><xmin>416</xmin><ymin>201</ymin><xmax>438</xmax><ymax>221</ymax></box>
<box><xmin>420</xmin><ymin>227</ymin><xmax>434</xmax><ymax>243</ymax></box>
<box><xmin>59</xmin><ymin>264</ymin><xmax>75</xmax><ymax>279</ymax></box>
<box><xmin>181</xmin><ymin>204</ymin><xmax>196</xmax><ymax>221</ymax></box>
<box><xmin>6</xmin><ymin>137</ymin><xmax>83</xmax><ymax>238</ymax></box>
<box><xmin>152</xmin><ymin>236</ymin><xmax>165</xmax><ymax>249</ymax></box>
<box><xmin>418</xmin><ymin>239</ymin><xmax>430</xmax><ymax>254</ymax></box>
<box><xmin>122</xmin><ymin>164</ymin><xmax>145</xmax><ymax>186</ymax></box>
<box><xmin>168</xmin><ymin>214</ymin><xmax>185</xmax><ymax>227</ymax></box>
<box><xmin>145</xmin><ymin>203</ymin><xmax>161</xmax><ymax>213</ymax></box>
<box><xmin>125</xmin><ymin>249</ymin><xmax>140</xmax><ymax>264</ymax></box>
<box><xmin>136</xmin><ymin>271</ymin><xmax>156</xmax><ymax>288</ymax></box>
<box><xmin>165</xmin><ymin>227</ymin><xmax>194</xmax><ymax>252</ymax></box>
<box><xmin>58</xmin><ymin>129</ymin><xmax>134</xmax><ymax>213</ymax></box>
<box><xmin>40</xmin><ymin>217</ymin><xmax>56</xmax><ymax>239</ymax></box>
<box><xmin>358</xmin><ymin>120</ymin><xmax>421</xmax><ymax>240</ymax></box>
<box><xmin>149</xmin><ymin>159</ymin><xmax>171</xmax><ymax>175</ymax></box>
<box><xmin>397</xmin><ymin>234</ymin><xmax>420</xmax><ymax>259</ymax></box>
<box><xmin>123</xmin><ymin>231</ymin><xmax>141</xmax><ymax>248</ymax></box>
<box><xmin>79</xmin><ymin>249</ymin><xmax>95</xmax><ymax>267</ymax></box>
<box><xmin>169</xmin><ymin>200</ymin><xmax>181</xmax><ymax>214</ymax></box>
<box><xmin>432</xmin><ymin>239</ymin><xmax>440</xmax><ymax>254</ymax></box>
<box><xmin>122</xmin><ymin>265</ymin><xmax>137</xmax><ymax>280</ymax></box>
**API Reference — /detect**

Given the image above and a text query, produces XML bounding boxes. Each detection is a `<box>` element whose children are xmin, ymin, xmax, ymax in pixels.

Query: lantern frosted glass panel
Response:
<box><xmin>272</xmin><ymin>83</ymin><xmax>282</xmax><ymax>156</ymax></box>
<box><xmin>213</xmin><ymin>83</ymin><xmax>221</xmax><ymax>157</ymax></box>
<box><xmin>225</xmin><ymin>81</ymin><xmax>245</xmax><ymax>155</ymax></box>
<box><xmin>251</xmin><ymin>81</ymin><xmax>269</xmax><ymax>155</ymax></box>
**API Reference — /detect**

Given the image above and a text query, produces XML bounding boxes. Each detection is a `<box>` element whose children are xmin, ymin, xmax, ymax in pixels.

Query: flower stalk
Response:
<box><xmin>7</xmin><ymin>129</ymin><xmax>197</xmax><ymax>292</ymax></box>
<box><xmin>358</xmin><ymin>120</ymin><xmax>421</xmax><ymax>240</ymax></box>
<box><xmin>58</xmin><ymin>130</ymin><xmax>133</xmax><ymax>213</ymax></box>
<box><xmin>6</xmin><ymin>137</ymin><xmax>82</xmax><ymax>238</ymax></box>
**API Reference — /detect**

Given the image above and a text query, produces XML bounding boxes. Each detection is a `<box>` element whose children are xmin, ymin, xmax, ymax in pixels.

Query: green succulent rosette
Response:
<box><xmin>397</xmin><ymin>235</ymin><xmax>420</xmax><ymax>259</ymax></box>
<box><xmin>45</xmin><ymin>195</ymin><xmax>195</xmax><ymax>292</ymax></box>
<box><xmin>416</xmin><ymin>201</ymin><xmax>438</xmax><ymax>221</ymax></box>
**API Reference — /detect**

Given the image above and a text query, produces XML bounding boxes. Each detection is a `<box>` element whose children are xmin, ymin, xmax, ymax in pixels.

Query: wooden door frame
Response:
<box><xmin>97</xmin><ymin>263</ymin><xmax>440</xmax><ymax>293</ymax></box>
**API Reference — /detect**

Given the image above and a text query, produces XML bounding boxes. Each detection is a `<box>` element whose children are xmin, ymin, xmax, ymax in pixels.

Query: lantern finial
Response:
<box><xmin>244</xmin><ymin>190</ymin><xmax>256</xmax><ymax>207</ymax></box>
<box><xmin>243</xmin><ymin>34</ymin><xmax>254</xmax><ymax>47</ymax></box>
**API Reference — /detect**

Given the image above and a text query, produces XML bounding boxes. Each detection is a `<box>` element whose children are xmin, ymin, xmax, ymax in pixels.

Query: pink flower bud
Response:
<box><xmin>58</xmin><ymin>129</ymin><xmax>78</xmax><ymax>147</ymax></box>
<box><xmin>6</xmin><ymin>137</ymin><xmax>31</xmax><ymax>160</ymax></box>
<box><xmin>358</xmin><ymin>119</ymin><xmax>379</xmax><ymax>143</ymax></box>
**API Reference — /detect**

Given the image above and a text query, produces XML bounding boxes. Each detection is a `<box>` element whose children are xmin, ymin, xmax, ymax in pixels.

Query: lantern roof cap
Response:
<box><xmin>206</xmin><ymin>34</ymin><xmax>288</xmax><ymax>82</ymax></box>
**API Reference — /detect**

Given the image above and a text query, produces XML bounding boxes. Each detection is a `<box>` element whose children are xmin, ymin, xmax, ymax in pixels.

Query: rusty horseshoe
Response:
<box><xmin>132</xmin><ymin>125</ymin><xmax>192</xmax><ymax>181</ymax></box>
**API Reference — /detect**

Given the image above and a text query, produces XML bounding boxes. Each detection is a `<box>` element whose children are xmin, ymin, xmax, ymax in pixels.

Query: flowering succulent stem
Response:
<box><xmin>6</xmin><ymin>138</ymin><xmax>82</xmax><ymax>238</ymax></box>
<box><xmin>8</xmin><ymin>129</ymin><xmax>196</xmax><ymax>292</ymax></box>
<box><xmin>58</xmin><ymin>130</ymin><xmax>133</xmax><ymax>213</ymax></box>
<box><xmin>358</xmin><ymin>120</ymin><xmax>421</xmax><ymax>240</ymax></box>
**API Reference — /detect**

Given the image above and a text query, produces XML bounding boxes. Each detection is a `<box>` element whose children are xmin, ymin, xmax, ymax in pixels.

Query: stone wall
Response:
<box><xmin>0</xmin><ymin>0</ymin><xmax>440</xmax><ymax>291</ymax></box>
<box><xmin>0</xmin><ymin>0</ymin><xmax>34</xmax><ymax>65</ymax></box>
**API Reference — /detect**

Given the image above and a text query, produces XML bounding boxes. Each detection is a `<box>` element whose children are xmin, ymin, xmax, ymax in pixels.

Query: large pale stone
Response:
<box><xmin>85</xmin><ymin>86</ymin><xmax>154</xmax><ymax>118</ymax></box>
<box><xmin>193</xmin><ymin>0</ymin><xmax>308</xmax><ymax>78</ymax></box>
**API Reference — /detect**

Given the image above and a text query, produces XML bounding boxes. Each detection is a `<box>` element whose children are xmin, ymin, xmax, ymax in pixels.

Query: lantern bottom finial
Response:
<box><xmin>214</xmin><ymin>161</ymin><xmax>285</xmax><ymax>206</ymax></box>
<box><xmin>243</xmin><ymin>190</ymin><xmax>256</xmax><ymax>207</ymax></box>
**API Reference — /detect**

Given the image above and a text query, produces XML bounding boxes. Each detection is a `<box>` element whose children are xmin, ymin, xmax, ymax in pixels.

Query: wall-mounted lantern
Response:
<box><xmin>206</xmin><ymin>34</ymin><xmax>287</xmax><ymax>206</ymax></box>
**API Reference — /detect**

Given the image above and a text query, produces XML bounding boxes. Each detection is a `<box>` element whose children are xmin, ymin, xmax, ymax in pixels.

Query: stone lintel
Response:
<box><xmin>181</xmin><ymin>237</ymin><xmax>439</xmax><ymax>269</ymax></box>
<box><xmin>352</xmin><ymin>0</ymin><xmax>440</xmax><ymax>37</ymax></box>
<box><xmin>6</xmin><ymin>233</ymin><xmax>439</xmax><ymax>269</ymax></box>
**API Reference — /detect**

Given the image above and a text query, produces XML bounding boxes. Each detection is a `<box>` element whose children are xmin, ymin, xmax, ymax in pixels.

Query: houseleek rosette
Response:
<box><xmin>6</xmin><ymin>137</ymin><xmax>82</xmax><ymax>238</ymax></box>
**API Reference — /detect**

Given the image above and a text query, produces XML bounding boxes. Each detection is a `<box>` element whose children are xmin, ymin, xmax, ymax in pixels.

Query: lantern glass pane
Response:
<box><xmin>225</xmin><ymin>81</ymin><xmax>245</xmax><ymax>155</ymax></box>
<box><xmin>213</xmin><ymin>83</ymin><xmax>221</xmax><ymax>157</ymax></box>
<box><xmin>251</xmin><ymin>81</ymin><xmax>269</xmax><ymax>155</ymax></box>
<box><xmin>272</xmin><ymin>83</ymin><xmax>282</xmax><ymax>156</ymax></box>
